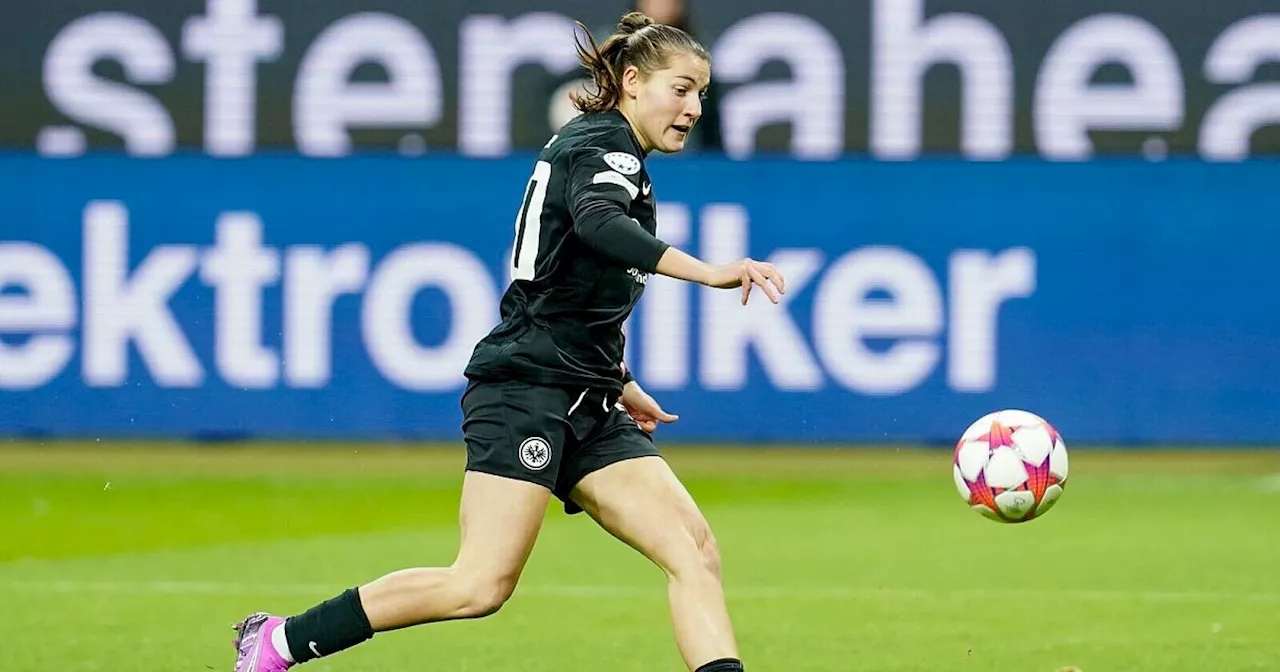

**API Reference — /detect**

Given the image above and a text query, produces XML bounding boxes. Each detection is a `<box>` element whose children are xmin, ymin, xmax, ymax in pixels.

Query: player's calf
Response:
<box><xmin>231</xmin><ymin>569</ymin><xmax>520</xmax><ymax>671</ymax></box>
<box><xmin>358</xmin><ymin>565</ymin><xmax>518</xmax><ymax>627</ymax></box>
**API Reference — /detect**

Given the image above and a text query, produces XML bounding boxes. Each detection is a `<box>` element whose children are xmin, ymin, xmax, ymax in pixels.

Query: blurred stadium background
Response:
<box><xmin>2</xmin><ymin>1</ymin><xmax>1278</xmax><ymax>670</ymax></box>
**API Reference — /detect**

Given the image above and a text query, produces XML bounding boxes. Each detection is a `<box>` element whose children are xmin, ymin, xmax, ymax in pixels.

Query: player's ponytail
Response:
<box><xmin>571</xmin><ymin>11</ymin><xmax>709</xmax><ymax>114</ymax></box>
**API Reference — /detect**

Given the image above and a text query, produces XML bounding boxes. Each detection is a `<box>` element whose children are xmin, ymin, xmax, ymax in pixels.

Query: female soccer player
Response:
<box><xmin>231</xmin><ymin>12</ymin><xmax>784</xmax><ymax>672</ymax></box>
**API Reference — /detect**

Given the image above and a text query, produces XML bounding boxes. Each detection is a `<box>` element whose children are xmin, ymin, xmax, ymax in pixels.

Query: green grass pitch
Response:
<box><xmin>2</xmin><ymin>441</ymin><xmax>1278</xmax><ymax>671</ymax></box>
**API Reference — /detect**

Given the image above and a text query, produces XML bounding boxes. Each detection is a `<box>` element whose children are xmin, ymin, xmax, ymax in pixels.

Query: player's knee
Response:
<box><xmin>665</xmin><ymin>517</ymin><xmax>722</xmax><ymax>583</ymax></box>
<box><xmin>693</xmin><ymin>522</ymin><xmax>722</xmax><ymax>580</ymax></box>
<box><xmin>456</xmin><ymin>572</ymin><xmax>518</xmax><ymax>618</ymax></box>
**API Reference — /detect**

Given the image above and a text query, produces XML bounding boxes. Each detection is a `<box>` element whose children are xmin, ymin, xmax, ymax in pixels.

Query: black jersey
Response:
<box><xmin>464</xmin><ymin>110</ymin><xmax>670</xmax><ymax>394</ymax></box>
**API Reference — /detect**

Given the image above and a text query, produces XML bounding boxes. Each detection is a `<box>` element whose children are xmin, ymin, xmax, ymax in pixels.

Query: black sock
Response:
<box><xmin>283</xmin><ymin>587</ymin><xmax>374</xmax><ymax>664</ymax></box>
<box><xmin>696</xmin><ymin>658</ymin><xmax>744</xmax><ymax>672</ymax></box>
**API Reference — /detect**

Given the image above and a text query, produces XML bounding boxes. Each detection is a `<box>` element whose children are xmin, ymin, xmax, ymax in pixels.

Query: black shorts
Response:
<box><xmin>460</xmin><ymin>379</ymin><xmax>661</xmax><ymax>514</ymax></box>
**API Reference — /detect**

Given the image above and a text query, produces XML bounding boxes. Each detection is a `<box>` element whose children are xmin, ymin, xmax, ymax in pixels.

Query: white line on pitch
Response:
<box><xmin>0</xmin><ymin>580</ymin><xmax>1276</xmax><ymax>604</ymax></box>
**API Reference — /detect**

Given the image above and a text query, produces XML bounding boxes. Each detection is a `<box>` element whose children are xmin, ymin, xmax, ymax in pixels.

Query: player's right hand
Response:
<box><xmin>705</xmin><ymin>258</ymin><xmax>786</xmax><ymax>305</ymax></box>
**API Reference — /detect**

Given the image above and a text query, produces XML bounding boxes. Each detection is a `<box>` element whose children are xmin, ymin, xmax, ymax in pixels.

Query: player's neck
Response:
<box><xmin>614</xmin><ymin>105</ymin><xmax>653</xmax><ymax>155</ymax></box>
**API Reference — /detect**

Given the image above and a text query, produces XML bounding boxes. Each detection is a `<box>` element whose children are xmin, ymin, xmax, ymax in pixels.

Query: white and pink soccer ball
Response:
<box><xmin>953</xmin><ymin>409</ymin><xmax>1069</xmax><ymax>523</ymax></box>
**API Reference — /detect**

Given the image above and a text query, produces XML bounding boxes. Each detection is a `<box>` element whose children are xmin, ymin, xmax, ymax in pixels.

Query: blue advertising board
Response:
<box><xmin>0</xmin><ymin>155</ymin><xmax>1275</xmax><ymax>444</ymax></box>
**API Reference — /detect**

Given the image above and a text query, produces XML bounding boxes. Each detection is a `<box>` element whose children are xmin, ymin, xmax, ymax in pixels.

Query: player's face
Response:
<box><xmin>631</xmin><ymin>52</ymin><xmax>710</xmax><ymax>153</ymax></box>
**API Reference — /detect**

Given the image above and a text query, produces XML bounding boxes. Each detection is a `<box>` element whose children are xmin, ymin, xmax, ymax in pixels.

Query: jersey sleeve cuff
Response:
<box><xmin>638</xmin><ymin>238</ymin><xmax>670</xmax><ymax>274</ymax></box>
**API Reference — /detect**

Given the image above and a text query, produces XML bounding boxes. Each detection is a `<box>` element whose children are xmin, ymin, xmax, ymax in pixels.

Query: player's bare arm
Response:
<box><xmin>654</xmin><ymin>245</ymin><xmax>786</xmax><ymax>305</ymax></box>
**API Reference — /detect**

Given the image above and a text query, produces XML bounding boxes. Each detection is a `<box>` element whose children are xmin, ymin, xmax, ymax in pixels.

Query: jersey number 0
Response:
<box><xmin>512</xmin><ymin>160</ymin><xmax>552</xmax><ymax>281</ymax></box>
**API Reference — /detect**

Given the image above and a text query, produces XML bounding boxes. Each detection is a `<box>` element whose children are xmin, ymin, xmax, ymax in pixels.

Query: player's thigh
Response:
<box><xmin>554</xmin><ymin>410</ymin><xmax>660</xmax><ymax>513</ymax></box>
<box><xmin>568</xmin><ymin>453</ymin><xmax>719</xmax><ymax>576</ymax></box>
<box><xmin>457</xmin><ymin>380</ymin><xmax>569</xmax><ymax>580</ymax></box>
<box><xmin>454</xmin><ymin>470</ymin><xmax>551</xmax><ymax>586</ymax></box>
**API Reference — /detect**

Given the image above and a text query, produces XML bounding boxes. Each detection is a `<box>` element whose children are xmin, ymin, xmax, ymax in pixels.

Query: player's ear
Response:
<box><xmin>620</xmin><ymin>65</ymin><xmax>643</xmax><ymax>100</ymax></box>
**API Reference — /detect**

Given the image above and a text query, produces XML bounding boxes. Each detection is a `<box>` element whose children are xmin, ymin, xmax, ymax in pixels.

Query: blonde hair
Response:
<box><xmin>571</xmin><ymin>11</ymin><xmax>710</xmax><ymax>113</ymax></box>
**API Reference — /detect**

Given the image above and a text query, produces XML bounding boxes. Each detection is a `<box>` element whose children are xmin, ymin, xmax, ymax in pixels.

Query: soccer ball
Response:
<box><xmin>953</xmin><ymin>409</ymin><xmax>1069</xmax><ymax>523</ymax></box>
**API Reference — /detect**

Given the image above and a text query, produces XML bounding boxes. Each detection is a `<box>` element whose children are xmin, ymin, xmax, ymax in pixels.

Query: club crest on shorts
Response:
<box><xmin>518</xmin><ymin>437</ymin><xmax>552</xmax><ymax>471</ymax></box>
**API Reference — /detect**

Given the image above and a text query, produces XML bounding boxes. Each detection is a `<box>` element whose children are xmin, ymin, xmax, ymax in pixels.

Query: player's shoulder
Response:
<box><xmin>546</xmin><ymin>111</ymin><xmax>646</xmax><ymax>172</ymax></box>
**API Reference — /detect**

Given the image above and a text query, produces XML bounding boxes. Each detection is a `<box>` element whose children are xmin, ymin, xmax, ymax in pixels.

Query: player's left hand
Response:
<box><xmin>620</xmin><ymin>381</ymin><xmax>678</xmax><ymax>433</ymax></box>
